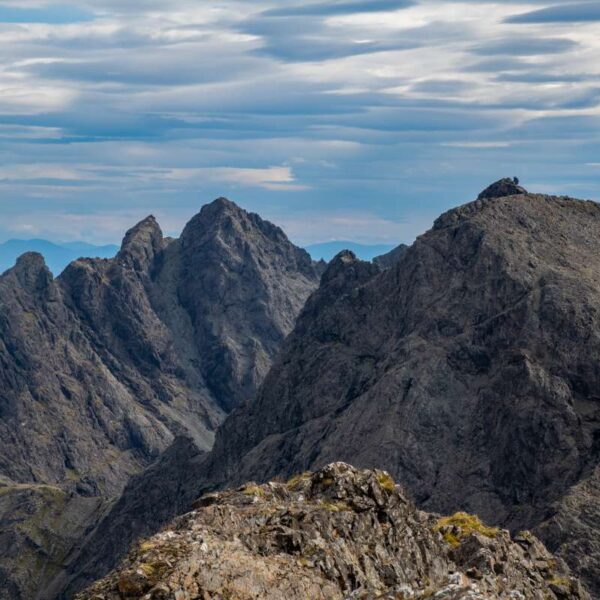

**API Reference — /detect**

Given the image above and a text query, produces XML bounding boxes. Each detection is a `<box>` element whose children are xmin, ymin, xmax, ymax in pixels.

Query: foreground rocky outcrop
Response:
<box><xmin>78</xmin><ymin>463</ymin><xmax>588</xmax><ymax>600</ymax></box>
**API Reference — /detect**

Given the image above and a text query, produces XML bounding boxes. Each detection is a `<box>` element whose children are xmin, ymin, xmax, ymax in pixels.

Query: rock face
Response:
<box><xmin>77</xmin><ymin>463</ymin><xmax>588</xmax><ymax>600</ymax></box>
<box><xmin>535</xmin><ymin>466</ymin><xmax>600</xmax><ymax>597</ymax></box>
<box><xmin>0</xmin><ymin>198</ymin><xmax>319</xmax><ymax>498</ymax></box>
<box><xmin>373</xmin><ymin>243</ymin><xmax>408</xmax><ymax>269</ymax></box>
<box><xmin>0</xmin><ymin>198</ymin><xmax>320</xmax><ymax>599</ymax></box>
<box><xmin>198</xmin><ymin>192</ymin><xmax>600</xmax><ymax>595</ymax></box>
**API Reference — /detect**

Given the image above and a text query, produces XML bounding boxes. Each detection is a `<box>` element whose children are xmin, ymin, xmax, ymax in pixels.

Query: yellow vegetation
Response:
<box><xmin>139</xmin><ymin>541</ymin><xmax>157</xmax><ymax>552</ymax></box>
<box><xmin>286</xmin><ymin>472</ymin><xmax>312</xmax><ymax>490</ymax></box>
<box><xmin>138</xmin><ymin>563</ymin><xmax>155</xmax><ymax>577</ymax></box>
<box><xmin>434</xmin><ymin>512</ymin><xmax>499</xmax><ymax>547</ymax></box>
<box><xmin>376</xmin><ymin>472</ymin><xmax>396</xmax><ymax>492</ymax></box>
<box><xmin>319</xmin><ymin>501</ymin><xmax>352</xmax><ymax>512</ymax></box>
<box><xmin>548</xmin><ymin>575</ymin><xmax>570</xmax><ymax>588</ymax></box>
<box><xmin>242</xmin><ymin>485</ymin><xmax>265</xmax><ymax>497</ymax></box>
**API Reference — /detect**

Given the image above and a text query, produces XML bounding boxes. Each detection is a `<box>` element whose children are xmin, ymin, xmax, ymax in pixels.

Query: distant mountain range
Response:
<box><xmin>305</xmin><ymin>241</ymin><xmax>397</xmax><ymax>262</ymax></box>
<box><xmin>1</xmin><ymin>239</ymin><xmax>398</xmax><ymax>276</ymax></box>
<box><xmin>0</xmin><ymin>239</ymin><xmax>119</xmax><ymax>275</ymax></box>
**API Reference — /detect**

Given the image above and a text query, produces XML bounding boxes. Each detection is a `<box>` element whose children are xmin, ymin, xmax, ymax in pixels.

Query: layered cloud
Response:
<box><xmin>0</xmin><ymin>0</ymin><xmax>598</xmax><ymax>245</ymax></box>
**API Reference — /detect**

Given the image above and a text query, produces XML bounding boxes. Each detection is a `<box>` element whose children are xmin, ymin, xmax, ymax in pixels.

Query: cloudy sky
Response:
<box><xmin>0</xmin><ymin>1</ymin><xmax>598</xmax><ymax>246</ymax></box>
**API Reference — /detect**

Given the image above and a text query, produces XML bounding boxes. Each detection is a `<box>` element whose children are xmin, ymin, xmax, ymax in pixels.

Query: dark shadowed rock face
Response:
<box><xmin>0</xmin><ymin>198</ymin><xmax>319</xmax><ymax>498</ymax></box>
<box><xmin>373</xmin><ymin>243</ymin><xmax>408</xmax><ymax>269</ymax></box>
<box><xmin>77</xmin><ymin>463</ymin><xmax>588</xmax><ymax>600</ymax></box>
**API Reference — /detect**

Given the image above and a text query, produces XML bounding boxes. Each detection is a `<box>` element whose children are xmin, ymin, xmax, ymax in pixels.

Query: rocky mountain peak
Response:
<box><xmin>477</xmin><ymin>177</ymin><xmax>528</xmax><ymax>200</ymax></box>
<box><xmin>179</xmin><ymin>197</ymin><xmax>247</xmax><ymax>246</ymax></box>
<box><xmin>78</xmin><ymin>462</ymin><xmax>589</xmax><ymax>600</ymax></box>
<box><xmin>373</xmin><ymin>243</ymin><xmax>409</xmax><ymax>269</ymax></box>
<box><xmin>13</xmin><ymin>250</ymin><xmax>48</xmax><ymax>274</ymax></box>
<box><xmin>117</xmin><ymin>215</ymin><xmax>163</xmax><ymax>271</ymax></box>
<box><xmin>7</xmin><ymin>251</ymin><xmax>54</xmax><ymax>294</ymax></box>
<box><xmin>321</xmin><ymin>249</ymin><xmax>378</xmax><ymax>288</ymax></box>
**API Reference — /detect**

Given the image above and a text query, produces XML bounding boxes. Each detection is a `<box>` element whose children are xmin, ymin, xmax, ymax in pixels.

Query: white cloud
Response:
<box><xmin>0</xmin><ymin>0</ymin><xmax>597</xmax><ymax>244</ymax></box>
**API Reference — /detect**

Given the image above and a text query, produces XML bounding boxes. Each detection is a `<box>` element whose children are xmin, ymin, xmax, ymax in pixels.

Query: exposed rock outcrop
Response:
<box><xmin>77</xmin><ymin>463</ymin><xmax>589</xmax><ymax>600</ymax></box>
<box><xmin>477</xmin><ymin>177</ymin><xmax>527</xmax><ymax>200</ymax></box>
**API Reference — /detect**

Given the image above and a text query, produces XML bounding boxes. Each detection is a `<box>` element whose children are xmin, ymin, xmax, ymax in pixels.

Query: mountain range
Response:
<box><xmin>305</xmin><ymin>241</ymin><xmax>398</xmax><ymax>262</ymax></box>
<box><xmin>0</xmin><ymin>238</ymin><xmax>398</xmax><ymax>278</ymax></box>
<box><xmin>0</xmin><ymin>239</ymin><xmax>119</xmax><ymax>276</ymax></box>
<box><xmin>1</xmin><ymin>179</ymin><xmax>599</xmax><ymax>599</ymax></box>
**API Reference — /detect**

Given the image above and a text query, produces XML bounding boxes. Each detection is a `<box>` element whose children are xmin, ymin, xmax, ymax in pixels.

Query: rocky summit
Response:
<box><xmin>78</xmin><ymin>463</ymin><xmax>588</xmax><ymax>600</ymax></box>
<box><xmin>477</xmin><ymin>177</ymin><xmax>527</xmax><ymax>200</ymax></box>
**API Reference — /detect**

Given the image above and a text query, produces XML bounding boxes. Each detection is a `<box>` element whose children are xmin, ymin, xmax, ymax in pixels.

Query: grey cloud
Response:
<box><xmin>506</xmin><ymin>2</ymin><xmax>600</xmax><ymax>23</ymax></box>
<box><xmin>471</xmin><ymin>37</ymin><xmax>578</xmax><ymax>56</ymax></box>
<box><xmin>263</xmin><ymin>0</ymin><xmax>414</xmax><ymax>17</ymax></box>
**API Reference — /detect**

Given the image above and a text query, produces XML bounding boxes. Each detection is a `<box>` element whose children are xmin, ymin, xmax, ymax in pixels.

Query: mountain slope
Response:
<box><xmin>55</xmin><ymin>187</ymin><xmax>600</xmax><ymax>598</ymax></box>
<box><xmin>78</xmin><ymin>463</ymin><xmax>589</xmax><ymax>600</ymax></box>
<box><xmin>0</xmin><ymin>198</ymin><xmax>320</xmax><ymax>497</ymax></box>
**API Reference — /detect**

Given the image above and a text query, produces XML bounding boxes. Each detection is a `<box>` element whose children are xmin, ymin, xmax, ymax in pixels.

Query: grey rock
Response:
<box><xmin>77</xmin><ymin>463</ymin><xmax>589</xmax><ymax>600</ymax></box>
<box><xmin>373</xmin><ymin>243</ymin><xmax>408</xmax><ymax>269</ymax></box>
<box><xmin>477</xmin><ymin>177</ymin><xmax>527</xmax><ymax>200</ymax></box>
<box><xmin>0</xmin><ymin>198</ymin><xmax>319</xmax><ymax>598</ymax></box>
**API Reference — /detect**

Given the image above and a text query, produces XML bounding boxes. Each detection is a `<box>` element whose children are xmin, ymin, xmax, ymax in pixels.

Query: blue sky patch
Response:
<box><xmin>0</xmin><ymin>4</ymin><xmax>93</xmax><ymax>24</ymax></box>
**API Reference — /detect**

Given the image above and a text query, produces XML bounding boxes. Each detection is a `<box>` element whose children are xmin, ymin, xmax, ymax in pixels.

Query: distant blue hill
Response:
<box><xmin>305</xmin><ymin>241</ymin><xmax>397</xmax><ymax>262</ymax></box>
<box><xmin>0</xmin><ymin>239</ymin><xmax>119</xmax><ymax>275</ymax></box>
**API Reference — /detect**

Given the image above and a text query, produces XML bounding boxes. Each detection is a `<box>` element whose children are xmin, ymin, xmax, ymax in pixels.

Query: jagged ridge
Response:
<box><xmin>77</xmin><ymin>463</ymin><xmax>588</xmax><ymax>600</ymax></box>
<box><xmin>0</xmin><ymin>198</ymin><xmax>320</xmax><ymax>600</ymax></box>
